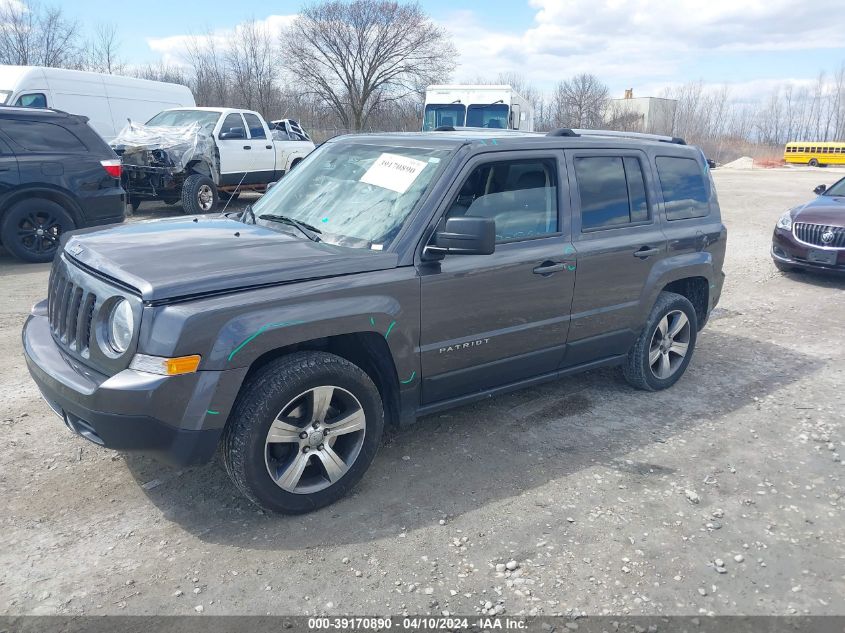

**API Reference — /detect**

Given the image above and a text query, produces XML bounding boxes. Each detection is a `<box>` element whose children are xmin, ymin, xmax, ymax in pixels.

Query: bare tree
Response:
<box><xmin>0</xmin><ymin>0</ymin><xmax>82</xmax><ymax>67</ymax></box>
<box><xmin>550</xmin><ymin>73</ymin><xmax>609</xmax><ymax>129</ymax></box>
<box><xmin>226</xmin><ymin>20</ymin><xmax>278</xmax><ymax>113</ymax></box>
<box><xmin>85</xmin><ymin>23</ymin><xmax>124</xmax><ymax>74</ymax></box>
<box><xmin>282</xmin><ymin>0</ymin><xmax>457</xmax><ymax>131</ymax></box>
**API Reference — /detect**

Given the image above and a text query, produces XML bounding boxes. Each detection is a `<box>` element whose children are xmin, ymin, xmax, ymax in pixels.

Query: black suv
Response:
<box><xmin>0</xmin><ymin>106</ymin><xmax>125</xmax><ymax>263</ymax></box>
<box><xmin>22</xmin><ymin>128</ymin><xmax>726</xmax><ymax>513</ymax></box>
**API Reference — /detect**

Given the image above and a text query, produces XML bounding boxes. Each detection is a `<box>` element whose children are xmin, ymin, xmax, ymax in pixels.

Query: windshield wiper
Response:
<box><xmin>258</xmin><ymin>214</ymin><xmax>322</xmax><ymax>242</ymax></box>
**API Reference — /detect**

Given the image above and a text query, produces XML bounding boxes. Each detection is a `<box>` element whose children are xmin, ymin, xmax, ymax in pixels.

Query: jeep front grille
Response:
<box><xmin>793</xmin><ymin>222</ymin><xmax>845</xmax><ymax>248</ymax></box>
<box><xmin>48</xmin><ymin>263</ymin><xmax>97</xmax><ymax>356</ymax></box>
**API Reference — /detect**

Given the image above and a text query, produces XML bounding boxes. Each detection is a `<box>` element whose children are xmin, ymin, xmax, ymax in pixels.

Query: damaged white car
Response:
<box><xmin>111</xmin><ymin>107</ymin><xmax>315</xmax><ymax>214</ymax></box>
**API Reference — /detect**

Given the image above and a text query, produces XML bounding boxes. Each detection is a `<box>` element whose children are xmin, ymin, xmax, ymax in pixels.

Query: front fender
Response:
<box><xmin>139</xmin><ymin>268</ymin><xmax>422</xmax><ymax>419</ymax></box>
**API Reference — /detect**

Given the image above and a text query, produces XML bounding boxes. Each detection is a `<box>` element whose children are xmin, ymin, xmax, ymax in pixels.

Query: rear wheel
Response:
<box><xmin>222</xmin><ymin>351</ymin><xmax>384</xmax><ymax>513</ymax></box>
<box><xmin>809</xmin><ymin>158</ymin><xmax>819</xmax><ymax>167</ymax></box>
<box><xmin>623</xmin><ymin>291</ymin><xmax>698</xmax><ymax>391</ymax></box>
<box><xmin>181</xmin><ymin>174</ymin><xmax>218</xmax><ymax>214</ymax></box>
<box><xmin>1</xmin><ymin>198</ymin><xmax>75</xmax><ymax>263</ymax></box>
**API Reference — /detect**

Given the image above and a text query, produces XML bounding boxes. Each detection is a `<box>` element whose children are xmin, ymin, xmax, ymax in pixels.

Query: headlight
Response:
<box><xmin>108</xmin><ymin>299</ymin><xmax>134</xmax><ymax>353</ymax></box>
<box><xmin>776</xmin><ymin>212</ymin><xmax>793</xmax><ymax>231</ymax></box>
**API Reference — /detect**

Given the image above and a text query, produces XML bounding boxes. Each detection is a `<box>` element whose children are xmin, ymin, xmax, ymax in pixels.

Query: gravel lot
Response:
<box><xmin>1</xmin><ymin>168</ymin><xmax>843</xmax><ymax>617</ymax></box>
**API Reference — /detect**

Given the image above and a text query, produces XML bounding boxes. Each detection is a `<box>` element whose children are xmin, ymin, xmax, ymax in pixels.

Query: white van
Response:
<box><xmin>423</xmin><ymin>85</ymin><xmax>534</xmax><ymax>132</ymax></box>
<box><xmin>0</xmin><ymin>66</ymin><xmax>195</xmax><ymax>141</ymax></box>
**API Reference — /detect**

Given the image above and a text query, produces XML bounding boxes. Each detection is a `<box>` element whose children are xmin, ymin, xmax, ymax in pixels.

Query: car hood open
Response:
<box><xmin>63</xmin><ymin>215</ymin><xmax>399</xmax><ymax>302</ymax></box>
<box><xmin>793</xmin><ymin>195</ymin><xmax>845</xmax><ymax>227</ymax></box>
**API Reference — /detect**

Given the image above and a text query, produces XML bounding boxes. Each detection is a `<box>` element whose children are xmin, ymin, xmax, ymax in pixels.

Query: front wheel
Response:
<box><xmin>808</xmin><ymin>158</ymin><xmax>819</xmax><ymax>167</ymax></box>
<box><xmin>181</xmin><ymin>174</ymin><xmax>218</xmax><ymax>214</ymax></box>
<box><xmin>623</xmin><ymin>291</ymin><xmax>698</xmax><ymax>391</ymax></box>
<box><xmin>222</xmin><ymin>351</ymin><xmax>384</xmax><ymax>513</ymax></box>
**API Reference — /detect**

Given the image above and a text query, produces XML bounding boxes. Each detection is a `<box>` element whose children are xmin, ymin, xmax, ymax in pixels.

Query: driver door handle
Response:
<box><xmin>533</xmin><ymin>262</ymin><xmax>567</xmax><ymax>275</ymax></box>
<box><xmin>243</xmin><ymin>145</ymin><xmax>252</xmax><ymax>150</ymax></box>
<box><xmin>633</xmin><ymin>246</ymin><xmax>660</xmax><ymax>259</ymax></box>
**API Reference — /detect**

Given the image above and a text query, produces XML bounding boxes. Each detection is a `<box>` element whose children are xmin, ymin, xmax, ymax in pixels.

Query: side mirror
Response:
<box><xmin>219</xmin><ymin>127</ymin><xmax>246</xmax><ymax>140</ymax></box>
<box><xmin>706</xmin><ymin>159</ymin><xmax>716</xmax><ymax>169</ymax></box>
<box><xmin>813</xmin><ymin>184</ymin><xmax>827</xmax><ymax>195</ymax></box>
<box><xmin>426</xmin><ymin>216</ymin><xmax>495</xmax><ymax>257</ymax></box>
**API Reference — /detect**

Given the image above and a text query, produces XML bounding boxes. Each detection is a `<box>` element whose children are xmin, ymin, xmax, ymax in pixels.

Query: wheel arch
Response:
<box><xmin>0</xmin><ymin>186</ymin><xmax>84</xmax><ymax>227</ymax></box>
<box><xmin>241</xmin><ymin>332</ymin><xmax>401</xmax><ymax>430</ymax></box>
<box><xmin>660</xmin><ymin>276</ymin><xmax>709</xmax><ymax>329</ymax></box>
<box><xmin>640</xmin><ymin>253</ymin><xmax>716</xmax><ymax>330</ymax></box>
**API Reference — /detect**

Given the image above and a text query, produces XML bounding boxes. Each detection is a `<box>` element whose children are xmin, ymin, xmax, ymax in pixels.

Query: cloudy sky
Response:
<box><xmin>68</xmin><ymin>0</ymin><xmax>845</xmax><ymax>99</ymax></box>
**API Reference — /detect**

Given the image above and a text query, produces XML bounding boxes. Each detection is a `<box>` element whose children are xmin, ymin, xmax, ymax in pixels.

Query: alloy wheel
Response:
<box><xmin>648</xmin><ymin>309</ymin><xmax>691</xmax><ymax>380</ymax></box>
<box><xmin>264</xmin><ymin>386</ymin><xmax>366</xmax><ymax>494</ymax></box>
<box><xmin>16</xmin><ymin>210</ymin><xmax>62</xmax><ymax>256</ymax></box>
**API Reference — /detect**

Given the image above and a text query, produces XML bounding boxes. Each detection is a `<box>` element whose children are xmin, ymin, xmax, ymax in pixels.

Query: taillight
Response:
<box><xmin>100</xmin><ymin>158</ymin><xmax>121</xmax><ymax>178</ymax></box>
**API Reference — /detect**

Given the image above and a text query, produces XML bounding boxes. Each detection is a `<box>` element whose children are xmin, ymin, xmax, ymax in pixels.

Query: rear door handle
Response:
<box><xmin>243</xmin><ymin>145</ymin><xmax>252</xmax><ymax>150</ymax></box>
<box><xmin>533</xmin><ymin>262</ymin><xmax>567</xmax><ymax>275</ymax></box>
<box><xmin>633</xmin><ymin>246</ymin><xmax>660</xmax><ymax>259</ymax></box>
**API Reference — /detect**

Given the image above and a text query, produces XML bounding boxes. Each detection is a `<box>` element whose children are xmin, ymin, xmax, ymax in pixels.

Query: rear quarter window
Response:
<box><xmin>656</xmin><ymin>156</ymin><xmax>710</xmax><ymax>220</ymax></box>
<box><xmin>0</xmin><ymin>120</ymin><xmax>87</xmax><ymax>152</ymax></box>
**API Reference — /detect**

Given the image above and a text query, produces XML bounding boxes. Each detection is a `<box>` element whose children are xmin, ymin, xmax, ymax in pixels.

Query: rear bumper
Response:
<box><xmin>22</xmin><ymin>308</ymin><xmax>246</xmax><ymax>466</ymax></box>
<box><xmin>772</xmin><ymin>228</ymin><xmax>845</xmax><ymax>274</ymax></box>
<box><xmin>78</xmin><ymin>187</ymin><xmax>126</xmax><ymax>226</ymax></box>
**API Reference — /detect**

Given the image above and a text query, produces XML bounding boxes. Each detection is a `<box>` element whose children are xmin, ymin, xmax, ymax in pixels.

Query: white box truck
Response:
<box><xmin>423</xmin><ymin>85</ymin><xmax>534</xmax><ymax>132</ymax></box>
<box><xmin>0</xmin><ymin>66</ymin><xmax>195</xmax><ymax>141</ymax></box>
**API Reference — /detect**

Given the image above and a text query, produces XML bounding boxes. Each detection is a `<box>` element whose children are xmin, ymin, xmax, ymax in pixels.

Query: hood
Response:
<box><xmin>63</xmin><ymin>216</ymin><xmax>399</xmax><ymax>302</ymax></box>
<box><xmin>792</xmin><ymin>195</ymin><xmax>845</xmax><ymax>226</ymax></box>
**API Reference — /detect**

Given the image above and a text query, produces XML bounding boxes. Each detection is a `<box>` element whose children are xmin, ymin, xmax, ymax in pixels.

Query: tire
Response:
<box><xmin>1</xmin><ymin>198</ymin><xmax>75</xmax><ymax>263</ymax></box>
<box><xmin>128</xmin><ymin>197</ymin><xmax>142</xmax><ymax>212</ymax></box>
<box><xmin>181</xmin><ymin>174</ymin><xmax>218</xmax><ymax>214</ymax></box>
<box><xmin>222</xmin><ymin>351</ymin><xmax>384</xmax><ymax>513</ymax></box>
<box><xmin>808</xmin><ymin>158</ymin><xmax>819</xmax><ymax>167</ymax></box>
<box><xmin>623</xmin><ymin>291</ymin><xmax>698</xmax><ymax>391</ymax></box>
<box><xmin>774</xmin><ymin>260</ymin><xmax>795</xmax><ymax>273</ymax></box>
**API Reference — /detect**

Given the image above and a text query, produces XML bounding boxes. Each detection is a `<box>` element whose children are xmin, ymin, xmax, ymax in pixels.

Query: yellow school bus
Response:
<box><xmin>784</xmin><ymin>141</ymin><xmax>845</xmax><ymax>167</ymax></box>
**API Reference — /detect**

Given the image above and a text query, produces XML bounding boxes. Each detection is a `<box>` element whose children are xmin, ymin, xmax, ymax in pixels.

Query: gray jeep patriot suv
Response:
<box><xmin>22</xmin><ymin>128</ymin><xmax>726</xmax><ymax>513</ymax></box>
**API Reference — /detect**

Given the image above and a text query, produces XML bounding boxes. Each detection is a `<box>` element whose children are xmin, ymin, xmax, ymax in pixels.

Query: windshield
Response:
<box><xmin>146</xmin><ymin>110</ymin><xmax>221</xmax><ymax>130</ymax></box>
<box><xmin>423</xmin><ymin>104</ymin><xmax>466</xmax><ymax>131</ymax></box>
<box><xmin>251</xmin><ymin>141</ymin><xmax>452</xmax><ymax>249</ymax></box>
<box><xmin>466</xmin><ymin>103</ymin><xmax>509</xmax><ymax>129</ymax></box>
<box><xmin>824</xmin><ymin>176</ymin><xmax>845</xmax><ymax>196</ymax></box>
<box><xmin>0</xmin><ymin>90</ymin><xmax>11</xmax><ymax>105</ymax></box>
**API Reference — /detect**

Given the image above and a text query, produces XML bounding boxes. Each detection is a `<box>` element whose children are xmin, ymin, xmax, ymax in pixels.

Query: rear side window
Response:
<box><xmin>243</xmin><ymin>113</ymin><xmax>266</xmax><ymax>139</ymax></box>
<box><xmin>0</xmin><ymin>120</ymin><xmax>86</xmax><ymax>152</ymax></box>
<box><xmin>656</xmin><ymin>156</ymin><xmax>710</xmax><ymax>220</ymax></box>
<box><xmin>575</xmin><ymin>155</ymin><xmax>651</xmax><ymax>230</ymax></box>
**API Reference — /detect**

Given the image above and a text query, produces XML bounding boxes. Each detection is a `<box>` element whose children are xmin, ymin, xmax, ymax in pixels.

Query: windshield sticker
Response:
<box><xmin>360</xmin><ymin>153</ymin><xmax>428</xmax><ymax>194</ymax></box>
<box><xmin>370</xmin><ymin>243</ymin><xmax>384</xmax><ymax>251</ymax></box>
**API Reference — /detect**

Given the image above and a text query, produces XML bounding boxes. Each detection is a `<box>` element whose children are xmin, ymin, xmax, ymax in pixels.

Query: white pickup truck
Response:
<box><xmin>111</xmin><ymin>107</ymin><xmax>315</xmax><ymax>214</ymax></box>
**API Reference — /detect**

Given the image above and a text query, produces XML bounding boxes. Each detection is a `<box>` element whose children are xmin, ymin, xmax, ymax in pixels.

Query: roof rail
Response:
<box><xmin>546</xmin><ymin>128</ymin><xmax>578</xmax><ymax>137</ymax></box>
<box><xmin>571</xmin><ymin>129</ymin><xmax>686</xmax><ymax>145</ymax></box>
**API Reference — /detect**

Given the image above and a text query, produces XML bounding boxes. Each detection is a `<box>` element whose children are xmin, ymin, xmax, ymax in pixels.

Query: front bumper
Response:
<box><xmin>772</xmin><ymin>228</ymin><xmax>845</xmax><ymax>274</ymax></box>
<box><xmin>22</xmin><ymin>306</ymin><xmax>246</xmax><ymax>466</ymax></box>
